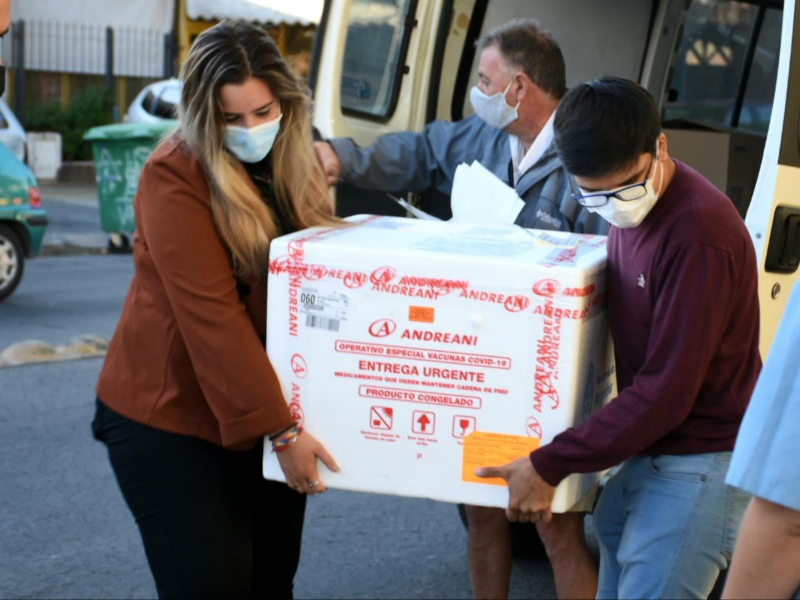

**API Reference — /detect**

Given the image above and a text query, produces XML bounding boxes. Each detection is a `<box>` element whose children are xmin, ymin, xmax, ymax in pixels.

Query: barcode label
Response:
<box><xmin>299</xmin><ymin>287</ymin><xmax>348</xmax><ymax>331</ymax></box>
<box><xmin>306</xmin><ymin>314</ymin><xmax>340</xmax><ymax>331</ymax></box>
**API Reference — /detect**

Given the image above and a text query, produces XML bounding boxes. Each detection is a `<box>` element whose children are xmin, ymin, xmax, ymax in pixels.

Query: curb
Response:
<box><xmin>58</xmin><ymin>161</ymin><xmax>96</xmax><ymax>184</ymax></box>
<box><xmin>40</xmin><ymin>233</ymin><xmax>110</xmax><ymax>257</ymax></box>
<box><xmin>0</xmin><ymin>335</ymin><xmax>109</xmax><ymax>368</ymax></box>
<box><xmin>40</xmin><ymin>243</ymin><xmax>109</xmax><ymax>257</ymax></box>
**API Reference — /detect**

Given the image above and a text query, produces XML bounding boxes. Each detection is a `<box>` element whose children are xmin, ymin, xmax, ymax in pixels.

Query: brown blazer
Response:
<box><xmin>96</xmin><ymin>135</ymin><xmax>293</xmax><ymax>449</ymax></box>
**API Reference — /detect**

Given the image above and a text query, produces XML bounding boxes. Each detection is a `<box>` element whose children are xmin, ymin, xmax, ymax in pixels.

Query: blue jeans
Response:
<box><xmin>593</xmin><ymin>453</ymin><xmax>750</xmax><ymax>599</ymax></box>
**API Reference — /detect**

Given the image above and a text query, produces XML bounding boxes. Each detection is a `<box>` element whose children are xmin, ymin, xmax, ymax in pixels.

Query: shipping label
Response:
<box><xmin>299</xmin><ymin>287</ymin><xmax>349</xmax><ymax>333</ymax></box>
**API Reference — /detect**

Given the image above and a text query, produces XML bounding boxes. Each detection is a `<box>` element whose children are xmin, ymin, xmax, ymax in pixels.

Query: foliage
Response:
<box><xmin>25</xmin><ymin>86</ymin><xmax>113</xmax><ymax>160</ymax></box>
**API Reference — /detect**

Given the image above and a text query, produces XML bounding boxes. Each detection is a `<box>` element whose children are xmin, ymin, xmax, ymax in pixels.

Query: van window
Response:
<box><xmin>153</xmin><ymin>87</ymin><xmax>180</xmax><ymax>120</ymax></box>
<box><xmin>152</xmin><ymin>97</ymin><xmax>178</xmax><ymax>120</ymax></box>
<box><xmin>340</xmin><ymin>0</ymin><xmax>416</xmax><ymax>121</ymax></box>
<box><xmin>141</xmin><ymin>91</ymin><xmax>157</xmax><ymax>115</ymax></box>
<box><xmin>664</xmin><ymin>0</ymin><xmax>781</xmax><ymax>134</ymax></box>
<box><xmin>739</xmin><ymin>7</ymin><xmax>782</xmax><ymax>133</ymax></box>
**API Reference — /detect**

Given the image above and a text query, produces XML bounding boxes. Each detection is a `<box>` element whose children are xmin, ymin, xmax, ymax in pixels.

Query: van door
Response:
<box><xmin>743</xmin><ymin>0</ymin><xmax>800</xmax><ymax>356</ymax></box>
<box><xmin>311</xmin><ymin>0</ymin><xmax>448</xmax><ymax>217</ymax></box>
<box><xmin>662</xmin><ymin>1</ymin><xmax>783</xmax><ymax>220</ymax></box>
<box><xmin>656</xmin><ymin>0</ymin><xmax>789</xmax><ymax>354</ymax></box>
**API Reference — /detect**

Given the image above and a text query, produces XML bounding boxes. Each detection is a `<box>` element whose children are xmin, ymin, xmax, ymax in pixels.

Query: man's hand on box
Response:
<box><xmin>313</xmin><ymin>141</ymin><xmax>341</xmax><ymax>187</ymax></box>
<box><xmin>277</xmin><ymin>431</ymin><xmax>340</xmax><ymax>496</ymax></box>
<box><xmin>475</xmin><ymin>458</ymin><xmax>555</xmax><ymax>523</ymax></box>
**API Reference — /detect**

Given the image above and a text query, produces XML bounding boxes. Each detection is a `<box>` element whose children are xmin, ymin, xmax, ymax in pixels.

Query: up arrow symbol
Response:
<box><xmin>417</xmin><ymin>414</ymin><xmax>431</xmax><ymax>432</ymax></box>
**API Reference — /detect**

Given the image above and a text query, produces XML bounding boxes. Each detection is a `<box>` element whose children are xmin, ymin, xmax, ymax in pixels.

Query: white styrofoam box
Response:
<box><xmin>264</xmin><ymin>216</ymin><xmax>616</xmax><ymax>512</ymax></box>
<box><xmin>26</xmin><ymin>132</ymin><xmax>62</xmax><ymax>181</ymax></box>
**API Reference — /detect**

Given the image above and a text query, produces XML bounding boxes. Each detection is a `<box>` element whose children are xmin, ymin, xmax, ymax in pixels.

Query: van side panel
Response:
<box><xmin>745</xmin><ymin>0</ymin><xmax>799</xmax><ymax>358</ymax></box>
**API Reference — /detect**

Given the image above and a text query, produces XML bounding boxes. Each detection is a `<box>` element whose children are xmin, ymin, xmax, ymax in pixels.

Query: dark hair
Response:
<box><xmin>553</xmin><ymin>76</ymin><xmax>661</xmax><ymax>178</ymax></box>
<box><xmin>476</xmin><ymin>19</ymin><xmax>566</xmax><ymax>100</ymax></box>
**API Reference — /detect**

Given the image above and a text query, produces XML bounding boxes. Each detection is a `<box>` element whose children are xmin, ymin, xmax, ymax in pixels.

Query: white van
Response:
<box><xmin>309</xmin><ymin>0</ymin><xmax>797</xmax><ymax>357</ymax></box>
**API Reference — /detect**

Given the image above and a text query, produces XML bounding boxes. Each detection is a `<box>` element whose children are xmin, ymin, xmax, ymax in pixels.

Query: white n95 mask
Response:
<box><xmin>224</xmin><ymin>114</ymin><xmax>282</xmax><ymax>163</ymax></box>
<box><xmin>581</xmin><ymin>149</ymin><xmax>664</xmax><ymax>229</ymax></box>
<box><xmin>469</xmin><ymin>78</ymin><xmax>519</xmax><ymax>130</ymax></box>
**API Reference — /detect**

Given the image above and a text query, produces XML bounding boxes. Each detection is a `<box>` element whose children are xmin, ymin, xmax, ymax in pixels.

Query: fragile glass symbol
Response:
<box><xmin>453</xmin><ymin>415</ymin><xmax>476</xmax><ymax>438</ymax></box>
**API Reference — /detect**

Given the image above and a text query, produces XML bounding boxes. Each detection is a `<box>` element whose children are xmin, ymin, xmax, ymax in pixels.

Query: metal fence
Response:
<box><xmin>1</xmin><ymin>19</ymin><xmax>173</xmax><ymax>78</ymax></box>
<box><xmin>1</xmin><ymin>19</ymin><xmax>176</xmax><ymax>123</ymax></box>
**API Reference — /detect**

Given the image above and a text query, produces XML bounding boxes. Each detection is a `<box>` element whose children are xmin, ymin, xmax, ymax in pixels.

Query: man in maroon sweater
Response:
<box><xmin>478</xmin><ymin>76</ymin><xmax>762</xmax><ymax>598</ymax></box>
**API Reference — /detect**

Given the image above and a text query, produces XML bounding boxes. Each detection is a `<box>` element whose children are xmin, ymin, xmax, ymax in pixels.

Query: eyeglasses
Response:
<box><xmin>571</xmin><ymin>157</ymin><xmax>654</xmax><ymax>208</ymax></box>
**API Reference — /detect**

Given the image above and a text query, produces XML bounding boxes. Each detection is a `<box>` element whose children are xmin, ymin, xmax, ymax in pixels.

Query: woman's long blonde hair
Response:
<box><xmin>178</xmin><ymin>20</ymin><xmax>335</xmax><ymax>277</ymax></box>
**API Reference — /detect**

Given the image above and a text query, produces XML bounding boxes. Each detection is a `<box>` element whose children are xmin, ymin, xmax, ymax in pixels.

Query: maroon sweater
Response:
<box><xmin>531</xmin><ymin>160</ymin><xmax>762</xmax><ymax>486</ymax></box>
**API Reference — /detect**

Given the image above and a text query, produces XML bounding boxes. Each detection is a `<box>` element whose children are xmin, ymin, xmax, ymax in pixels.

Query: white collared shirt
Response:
<box><xmin>508</xmin><ymin>110</ymin><xmax>556</xmax><ymax>185</ymax></box>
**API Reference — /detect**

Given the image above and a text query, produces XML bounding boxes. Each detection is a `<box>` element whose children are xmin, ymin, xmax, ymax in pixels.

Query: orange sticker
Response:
<box><xmin>409</xmin><ymin>306</ymin><xmax>435</xmax><ymax>323</ymax></box>
<box><xmin>462</xmin><ymin>431</ymin><xmax>541</xmax><ymax>486</ymax></box>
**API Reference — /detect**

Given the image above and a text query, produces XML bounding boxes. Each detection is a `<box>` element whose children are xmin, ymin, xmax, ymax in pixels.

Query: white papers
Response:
<box><xmin>451</xmin><ymin>161</ymin><xmax>525</xmax><ymax>225</ymax></box>
<box><xmin>386</xmin><ymin>194</ymin><xmax>442</xmax><ymax>221</ymax></box>
<box><xmin>385</xmin><ymin>162</ymin><xmax>525</xmax><ymax>225</ymax></box>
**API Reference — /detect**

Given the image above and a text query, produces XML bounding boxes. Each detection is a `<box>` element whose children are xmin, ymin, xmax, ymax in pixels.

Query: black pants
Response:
<box><xmin>92</xmin><ymin>400</ymin><xmax>306</xmax><ymax>599</ymax></box>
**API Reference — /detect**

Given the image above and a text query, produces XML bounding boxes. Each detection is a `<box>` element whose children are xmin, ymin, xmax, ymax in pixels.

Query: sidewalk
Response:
<box><xmin>39</xmin><ymin>181</ymin><xmax>111</xmax><ymax>256</ymax></box>
<box><xmin>40</xmin><ymin>180</ymin><xmax>98</xmax><ymax>206</ymax></box>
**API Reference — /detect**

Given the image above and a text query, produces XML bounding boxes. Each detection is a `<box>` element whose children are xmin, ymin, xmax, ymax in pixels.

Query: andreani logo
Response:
<box><xmin>368</xmin><ymin>319</ymin><xmax>397</xmax><ymax>338</ymax></box>
<box><xmin>370</xmin><ymin>266</ymin><xmax>397</xmax><ymax>285</ymax></box>
<box><xmin>504</xmin><ymin>295</ymin><xmax>530</xmax><ymax>312</ymax></box>
<box><xmin>533</xmin><ymin>279</ymin><xmax>560</xmax><ymax>297</ymax></box>
<box><xmin>344</xmin><ymin>271</ymin><xmax>368</xmax><ymax>289</ymax></box>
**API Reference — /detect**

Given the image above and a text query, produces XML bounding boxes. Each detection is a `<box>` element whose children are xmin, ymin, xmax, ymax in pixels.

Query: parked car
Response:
<box><xmin>124</xmin><ymin>78</ymin><xmax>182</xmax><ymax>123</ymax></box>
<box><xmin>0</xmin><ymin>141</ymin><xmax>48</xmax><ymax>302</ymax></box>
<box><xmin>0</xmin><ymin>99</ymin><xmax>27</xmax><ymax>163</ymax></box>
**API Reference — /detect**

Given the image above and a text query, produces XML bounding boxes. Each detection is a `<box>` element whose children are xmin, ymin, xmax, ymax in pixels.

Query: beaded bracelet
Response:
<box><xmin>272</xmin><ymin>426</ymin><xmax>303</xmax><ymax>453</ymax></box>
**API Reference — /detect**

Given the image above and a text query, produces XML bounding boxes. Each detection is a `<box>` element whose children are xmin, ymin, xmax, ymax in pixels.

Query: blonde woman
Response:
<box><xmin>92</xmin><ymin>21</ymin><xmax>338</xmax><ymax>599</ymax></box>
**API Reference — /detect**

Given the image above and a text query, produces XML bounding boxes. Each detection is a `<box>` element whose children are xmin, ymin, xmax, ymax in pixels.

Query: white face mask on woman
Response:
<box><xmin>469</xmin><ymin>77</ymin><xmax>520</xmax><ymax>130</ymax></box>
<box><xmin>224</xmin><ymin>114</ymin><xmax>282</xmax><ymax>163</ymax></box>
<box><xmin>576</xmin><ymin>146</ymin><xmax>664</xmax><ymax>229</ymax></box>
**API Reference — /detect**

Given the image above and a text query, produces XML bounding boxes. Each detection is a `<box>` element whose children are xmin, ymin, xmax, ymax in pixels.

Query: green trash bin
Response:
<box><xmin>84</xmin><ymin>121</ymin><xmax>177</xmax><ymax>251</ymax></box>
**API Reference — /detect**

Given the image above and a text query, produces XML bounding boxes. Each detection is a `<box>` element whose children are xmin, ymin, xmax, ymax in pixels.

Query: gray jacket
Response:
<box><xmin>330</xmin><ymin>114</ymin><xmax>608</xmax><ymax>235</ymax></box>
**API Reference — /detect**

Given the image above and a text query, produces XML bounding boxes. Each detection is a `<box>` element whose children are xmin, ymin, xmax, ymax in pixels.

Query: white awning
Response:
<box><xmin>5</xmin><ymin>0</ymin><xmax>176</xmax><ymax>77</ymax></box>
<box><xmin>186</xmin><ymin>0</ymin><xmax>324</xmax><ymax>26</ymax></box>
<box><xmin>10</xmin><ymin>0</ymin><xmax>175</xmax><ymax>33</ymax></box>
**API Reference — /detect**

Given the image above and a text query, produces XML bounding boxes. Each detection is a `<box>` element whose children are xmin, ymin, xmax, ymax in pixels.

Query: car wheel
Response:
<box><xmin>0</xmin><ymin>224</ymin><xmax>25</xmax><ymax>302</ymax></box>
<box><xmin>107</xmin><ymin>232</ymin><xmax>132</xmax><ymax>254</ymax></box>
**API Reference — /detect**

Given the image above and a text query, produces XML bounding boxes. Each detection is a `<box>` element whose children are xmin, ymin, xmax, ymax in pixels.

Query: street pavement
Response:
<box><xmin>0</xmin><ymin>183</ymin><xmax>123</xmax><ymax>365</ymax></box>
<box><xmin>0</xmin><ymin>325</ymin><xmax>558</xmax><ymax>600</ymax></box>
<box><xmin>0</xmin><ymin>254</ymin><xmax>133</xmax><ymax>351</ymax></box>
<box><xmin>0</xmin><ymin>190</ymin><xmax>561</xmax><ymax>598</ymax></box>
<box><xmin>39</xmin><ymin>182</ymin><xmax>108</xmax><ymax>255</ymax></box>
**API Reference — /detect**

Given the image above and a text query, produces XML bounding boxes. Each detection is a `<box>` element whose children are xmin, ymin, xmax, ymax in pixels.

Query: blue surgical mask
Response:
<box><xmin>224</xmin><ymin>114</ymin><xmax>282</xmax><ymax>163</ymax></box>
<box><xmin>469</xmin><ymin>77</ymin><xmax>520</xmax><ymax>130</ymax></box>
